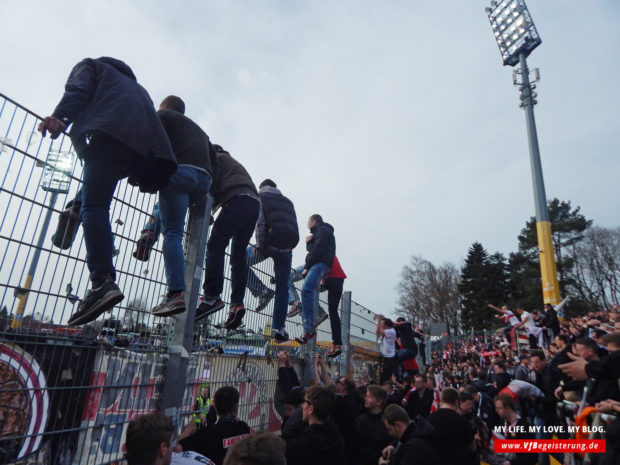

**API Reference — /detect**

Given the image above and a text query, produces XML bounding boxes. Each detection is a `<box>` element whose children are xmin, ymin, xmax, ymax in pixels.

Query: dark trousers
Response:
<box><xmin>323</xmin><ymin>277</ymin><xmax>343</xmax><ymax>346</ymax></box>
<box><xmin>380</xmin><ymin>356</ymin><xmax>398</xmax><ymax>383</ymax></box>
<box><xmin>80</xmin><ymin>134</ymin><xmax>138</xmax><ymax>283</ymax></box>
<box><xmin>203</xmin><ymin>195</ymin><xmax>259</xmax><ymax>304</ymax></box>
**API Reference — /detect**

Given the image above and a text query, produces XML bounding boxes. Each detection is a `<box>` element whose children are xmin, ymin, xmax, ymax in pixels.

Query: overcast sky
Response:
<box><xmin>2</xmin><ymin>1</ymin><xmax>619</xmax><ymax>317</ymax></box>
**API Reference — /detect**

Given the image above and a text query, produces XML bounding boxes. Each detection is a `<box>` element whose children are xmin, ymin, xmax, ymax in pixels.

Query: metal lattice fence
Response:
<box><xmin>0</xmin><ymin>92</ymin><xmax>380</xmax><ymax>465</ymax></box>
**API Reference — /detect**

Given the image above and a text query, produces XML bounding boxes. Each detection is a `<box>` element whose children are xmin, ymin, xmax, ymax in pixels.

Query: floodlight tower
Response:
<box><xmin>12</xmin><ymin>148</ymin><xmax>75</xmax><ymax>329</ymax></box>
<box><xmin>485</xmin><ymin>0</ymin><xmax>561</xmax><ymax>306</ymax></box>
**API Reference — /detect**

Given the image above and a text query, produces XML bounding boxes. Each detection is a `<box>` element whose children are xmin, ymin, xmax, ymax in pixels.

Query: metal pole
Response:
<box><xmin>302</xmin><ymin>284</ymin><xmax>320</xmax><ymax>385</ymax></box>
<box><xmin>518</xmin><ymin>52</ymin><xmax>561</xmax><ymax>306</ymax></box>
<box><xmin>12</xmin><ymin>191</ymin><xmax>58</xmax><ymax>329</ymax></box>
<box><xmin>340</xmin><ymin>291</ymin><xmax>352</xmax><ymax>377</ymax></box>
<box><xmin>161</xmin><ymin>195</ymin><xmax>212</xmax><ymax>422</ymax></box>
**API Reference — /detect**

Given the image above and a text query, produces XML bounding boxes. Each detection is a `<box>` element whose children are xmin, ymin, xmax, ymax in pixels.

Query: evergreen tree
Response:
<box><xmin>509</xmin><ymin>198</ymin><xmax>592</xmax><ymax>309</ymax></box>
<box><xmin>459</xmin><ymin>243</ymin><xmax>508</xmax><ymax>331</ymax></box>
<box><xmin>506</xmin><ymin>249</ymin><xmax>542</xmax><ymax>310</ymax></box>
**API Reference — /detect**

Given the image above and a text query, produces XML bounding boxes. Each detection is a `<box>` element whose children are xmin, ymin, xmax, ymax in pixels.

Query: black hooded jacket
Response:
<box><xmin>285</xmin><ymin>421</ymin><xmax>346</xmax><ymax>465</ymax></box>
<box><xmin>391</xmin><ymin>417</ymin><xmax>437</xmax><ymax>465</ymax></box>
<box><xmin>304</xmin><ymin>222</ymin><xmax>335</xmax><ymax>270</ymax></box>
<box><xmin>51</xmin><ymin>57</ymin><xmax>176</xmax><ymax>192</ymax></box>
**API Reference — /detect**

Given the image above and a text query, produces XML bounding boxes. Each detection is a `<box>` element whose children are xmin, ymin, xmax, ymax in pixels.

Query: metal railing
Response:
<box><xmin>0</xmin><ymin>92</ymin><xmax>382</xmax><ymax>465</ymax></box>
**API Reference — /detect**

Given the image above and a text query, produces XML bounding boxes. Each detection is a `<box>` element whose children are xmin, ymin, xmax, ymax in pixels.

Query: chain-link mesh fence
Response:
<box><xmin>0</xmin><ymin>92</ymin><xmax>383</xmax><ymax>465</ymax></box>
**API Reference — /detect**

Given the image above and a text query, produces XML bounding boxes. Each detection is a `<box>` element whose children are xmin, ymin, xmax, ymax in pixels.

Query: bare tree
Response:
<box><xmin>396</xmin><ymin>256</ymin><xmax>461</xmax><ymax>334</ymax></box>
<box><xmin>122</xmin><ymin>299</ymin><xmax>150</xmax><ymax>331</ymax></box>
<box><xmin>569</xmin><ymin>226</ymin><xmax>620</xmax><ymax>310</ymax></box>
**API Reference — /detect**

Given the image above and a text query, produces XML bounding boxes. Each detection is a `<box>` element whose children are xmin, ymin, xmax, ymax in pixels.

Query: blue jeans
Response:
<box><xmin>80</xmin><ymin>135</ymin><xmax>138</xmax><ymax>283</ymax></box>
<box><xmin>395</xmin><ymin>348</ymin><xmax>417</xmax><ymax>378</ymax></box>
<box><xmin>246</xmin><ymin>246</ymin><xmax>292</xmax><ymax>331</ymax></box>
<box><xmin>287</xmin><ymin>265</ymin><xmax>305</xmax><ymax>304</ymax></box>
<box><xmin>203</xmin><ymin>195</ymin><xmax>260</xmax><ymax>305</ymax></box>
<box><xmin>144</xmin><ymin>202</ymin><xmax>162</xmax><ymax>237</ymax></box>
<box><xmin>301</xmin><ymin>262</ymin><xmax>330</xmax><ymax>334</ymax></box>
<box><xmin>159</xmin><ymin>166</ymin><xmax>211</xmax><ymax>292</ymax></box>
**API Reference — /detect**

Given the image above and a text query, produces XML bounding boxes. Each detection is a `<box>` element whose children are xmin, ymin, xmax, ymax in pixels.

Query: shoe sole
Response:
<box><xmin>224</xmin><ymin>308</ymin><xmax>246</xmax><ymax>330</ymax></box>
<box><xmin>151</xmin><ymin>304</ymin><xmax>186</xmax><ymax>318</ymax></box>
<box><xmin>272</xmin><ymin>332</ymin><xmax>290</xmax><ymax>343</ymax></box>
<box><xmin>314</xmin><ymin>316</ymin><xmax>328</xmax><ymax>329</ymax></box>
<box><xmin>294</xmin><ymin>335</ymin><xmax>315</xmax><ymax>345</ymax></box>
<box><xmin>194</xmin><ymin>302</ymin><xmax>225</xmax><ymax>322</ymax></box>
<box><xmin>68</xmin><ymin>290</ymin><xmax>124</xmax><ymax>326</ymax></box>
<box><xmin>255</xmin><ymin>301</ymin><xmax>270</xmax><ymax>312</ymax></box>
<box><xmin>255</xmin><ymin>294</ymin><xmax>275</xmax><ymax>312</ymax></box>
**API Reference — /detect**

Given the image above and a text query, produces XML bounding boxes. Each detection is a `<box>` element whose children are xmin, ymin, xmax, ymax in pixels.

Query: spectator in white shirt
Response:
<box><xmin>376</xmin><ymin>314</ymin><xmax>397</xmax><ymax>383</ymax></box>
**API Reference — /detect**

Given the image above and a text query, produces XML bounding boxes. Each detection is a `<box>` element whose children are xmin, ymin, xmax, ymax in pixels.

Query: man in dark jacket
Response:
<box><xmin>394</xmin><ymin>317</ymin><xmax>419</xmax><ymax>377</ymax></box>
<box><xmin>178</xmin><ymin>386</ymin><xmax>250</xmax><ymax>465</ymax></box>
<box><xmin>195</xmin><ymin>147</ymin><xmax>259</xmax><ymax>329</ymax></box>
<box><xmin>354</xmin><ymin>385</ymin><xmax>391</xmax><ymax>465</ymax></box>
<box><xmin>492</xmin><ymin>361</ymin><xmax>512</xmax><ymax>392</ymax></box>
<box><xmin>380</xmin><ymin>404</ymin><xmax>437</xmax><ymax>465</ymax></box>
<box><xmin>541</xmin><ymin>303</ymin><xmax>560</xmax><ymax>337</ymax></box>
<box><xmin>285</xmin><ymin>385</ymin><xmax>346</xmax><ymax>465</ymax></box>
<box><xmin>427</xmin><ymin>387</ymin><xmax>476</xmax><ymax>465</ymax></box>
<box><xmin>39</xmin><ymin>57</ymin><xmax>176</xmax><ymax>327</ymax></box>
<box><xmin>245</xmin><ymin>179</ymin><xmax>299</xmax><ymax>341</ymax></box>
<box><xmin>150</xmin><ymin>96</ymin><xmax>217</xmax><ymax>318</ymax></box>
<box><xmin>333</xmin><ymin>376</ymin><xmax>361</xmax><ymax>465</ymax></box>
<box><xmin>404</xmin><ymin>374</ymin><xmax>434</xmax><ymax>418</ymax></box>
<box><xmin>295</xmin><ymin>214</ymin><xmax>335</xmax><ymax>344</ymax></box>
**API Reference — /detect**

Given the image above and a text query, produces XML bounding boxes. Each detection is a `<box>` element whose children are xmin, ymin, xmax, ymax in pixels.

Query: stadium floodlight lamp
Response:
<box><xmin>41</xmin><ymin>149</ymin><xmax>74</xmax><ymax>193</ymax></box>
<box><xmin>486</xmin><ymin>0</ymin><xmax>541</xmax><ymax>66</ymax></box>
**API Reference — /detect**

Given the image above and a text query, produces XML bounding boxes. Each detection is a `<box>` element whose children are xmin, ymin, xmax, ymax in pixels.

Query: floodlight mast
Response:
<box><xmin>486</xmin><ymin>0</ymin><xmax>562</xmax><ymax>308</ymax></box>
<box><xmin>12</xmin><ymin>148</ymin><xmax>75</xmax><ymax>329</ymax></box>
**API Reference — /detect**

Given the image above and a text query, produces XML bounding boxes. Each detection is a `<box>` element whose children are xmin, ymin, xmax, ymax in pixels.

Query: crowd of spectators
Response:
<box><xmin>123</xmin><ymin>303</ymin><xmax>619</xmax><ymax>465</ymax></box>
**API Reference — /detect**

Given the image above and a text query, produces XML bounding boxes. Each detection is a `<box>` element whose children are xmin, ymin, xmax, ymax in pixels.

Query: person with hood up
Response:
<box><xmin>38</xmin><ymin>57</ymin><xmax>176</xmax><ymax>327</ymax></box>
<box><xmin>294</xmin><ymin>214</ymin><xmax>335</xmax><ymax>344</ymax></box>
<box><xmin>285</xmin><ymin>385</ymin><xmax>346</xmax><ymax>465</ymax></box>
<box><xmin>379</xmin><ymin>404</ymin><xmax>437</xmax><ymax>465</ymax></box>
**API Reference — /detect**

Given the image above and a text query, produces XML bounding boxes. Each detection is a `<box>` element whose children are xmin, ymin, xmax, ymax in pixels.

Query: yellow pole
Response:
<box><xmin>11</xmin><ymin>191</ymin><xmax>59</xmax><ymax>329</ymax></box>
<box><xmin>536</xmin><ymin>221</ymin><xmax>561</xmax><ymax>305</ymax></box>
<box><xmin>11</xmin><ymin>275</ymin><xmax>33</xmax><ymax>329</ymax></box>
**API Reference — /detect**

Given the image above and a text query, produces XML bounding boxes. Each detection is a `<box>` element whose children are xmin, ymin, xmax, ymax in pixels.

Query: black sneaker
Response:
<box><xmin>151</xmin><ymin>291</ymin><xmax>186</xmax><ymax>317</ymax></box>
<box><xmin>256</xmin><ymin>289</ymin><xmax>275</xmax><ymax>312</ymax></box>
<box><xmin>273</xmin><ymin>330</ymin><xmax>289</xmax><ymax>343</ymax></box>
<box><xmin>195</xmin><ymin>298</ymin><xmax>225</xmax><ymax>321</ymax></box>
<box><xmin>223</xmin><ymin>304</ymin><xmax>246</xmax><ymax>330</ymax></box>
<box><xmin>68</xmin><ymin>279</ymin><xmax>124</xmax><ymax>326</ymax></box>
<box><xmin>294</xmin><ymin>332</ymin><xmax>315</xmax><ymax>345</ymax></box>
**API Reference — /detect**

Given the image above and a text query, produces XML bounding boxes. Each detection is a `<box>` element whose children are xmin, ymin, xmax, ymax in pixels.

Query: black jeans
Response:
<box><xmin>380</xmin><ymin>356</ymin><xmax>398</xmax><ymax>384</ymax></box>
<box><xmin>203</xmin><ymin>195</ymin><xmax>259</xmax><ymax>305</ymax></box>
<box><xmin>323</xmin><ymin>277</ymin><xmax>343</xmax><ymax>346</ymax></box>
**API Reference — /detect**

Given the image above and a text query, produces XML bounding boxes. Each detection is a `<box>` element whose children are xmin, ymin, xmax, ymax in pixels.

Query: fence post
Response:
<box><xmin>160</xmin><ymin>195</ymin><xmax>212</xmax><ymax>424</ymax></box>
<box><xmin>301</xmin><ymin>284</ymin><xmax>321</xmax><ymax>385</ymax></box>
<box><xmin>340</xmin><ymin>291</ymin><xmax>352</xmax><ymax>377</ymax></box>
